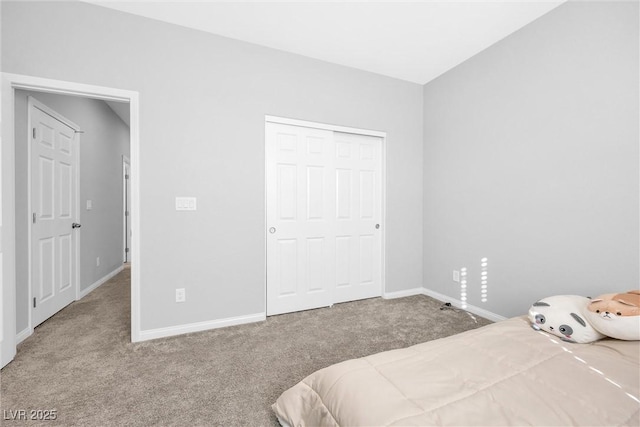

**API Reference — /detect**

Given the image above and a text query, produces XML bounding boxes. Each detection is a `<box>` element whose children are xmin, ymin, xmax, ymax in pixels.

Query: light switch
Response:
<box><xmin>86</xmin><ymin>200</ymin><xmax>93</xmax><ymax>210</ymax></box>
<box><xmin>176</xmin><ymin>197</ymin><xmax>197</xmax><ymax>211</ymax></box>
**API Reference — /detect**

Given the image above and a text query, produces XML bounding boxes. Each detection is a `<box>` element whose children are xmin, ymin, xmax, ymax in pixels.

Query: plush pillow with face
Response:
<box><xmin>585</xmin><ymin>290</ymin><xmax>640</xmax><ymax>341</ymax></box>
<box><xmin>528</xmin><ymin>295</ymin><xmax>605</xmax><ymax>344</ymax></box>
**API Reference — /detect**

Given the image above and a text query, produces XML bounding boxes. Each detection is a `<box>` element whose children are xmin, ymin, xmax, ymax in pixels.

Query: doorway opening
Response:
<box><xmin>1</xmin><ymin>73</ymin><xmax>141</xmax><ymax>368</ymax></box>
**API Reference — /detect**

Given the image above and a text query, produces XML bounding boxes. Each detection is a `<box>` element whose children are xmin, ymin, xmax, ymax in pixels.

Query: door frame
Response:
<box><xmin>263</xmin><ymin>115</ymin><xmax>387</xmax><ymax>313</ymax></box>
<box><xmin>122</xmin><ymin>155</ymin><xmax>131</xmax><ymax>263</ymax></box>
<box><xmin>1</xmin><ymin>73</ymin><xmax>142</xmax><ymax>368</ymax></box>
<box><xmin>26</xmin><ymin>96</ymin><xmax>82</xmax><ymax>334</ymax></box>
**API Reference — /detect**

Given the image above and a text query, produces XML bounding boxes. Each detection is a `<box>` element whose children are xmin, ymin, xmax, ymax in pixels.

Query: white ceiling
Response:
<box><xmin>88</xmin><ymin>1</ymin><xmax>566</xmax><ymax>85</ymax></box>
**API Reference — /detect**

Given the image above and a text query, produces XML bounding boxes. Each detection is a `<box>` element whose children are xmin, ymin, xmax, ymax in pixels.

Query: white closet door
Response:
<box><xmin>266</xmin><ymin>123</ymin><xmax>336</xmax><ymax>315</ymax></box>
<box><xmin>31</xmin><ymin>103</ymin><xmax>77</xmax><ymax>327</ymax></box>
<box><xmin>333</xmin><ymin>132</ymin><xmax>382</xmax><ymax>304</ymax></box>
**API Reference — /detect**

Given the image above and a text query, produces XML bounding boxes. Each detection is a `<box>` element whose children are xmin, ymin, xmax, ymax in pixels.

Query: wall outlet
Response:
<box><xmin>452</xmin><ymin>270</ymin><xmax>460</xmax><ymax>282</ymax></box>
<box><xmin>96</xmin><ymin>257</ymin><xmax>100</xmax><ymax>267</ymax></box>
<box><xmin>175</xmin><ymin>288</ymin><xmax>186</xmax><ymax>303</ymax></box>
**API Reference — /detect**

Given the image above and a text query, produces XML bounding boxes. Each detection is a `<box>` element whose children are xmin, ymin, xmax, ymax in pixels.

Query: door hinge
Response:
<box><xmin>125</xmin><ymin>174</ymin><xmax>129</xmax><ymax>179</ymax></box>
<box><xmin>125</xmin><ymin>247</ymin><xmax>129</xmax><ymax>253</ymax></box>
<box><xmin>33</xmin><ymin>297</ymin><xmax>36</xmax><ymax>308</ymax></box>
<box><xmin>32</xmin><ymin>212</ymin><xmax>36</xmax><ymax>224</ymax></box>
<box><xmin>125</xmin><ymin>211</ymin><xmax>129</xmax><ymax>217</ymax></box>
<box><xmin>32</xmin><ymin>128</ymin><xmax>37</xmax><ymax>139</ymax></box>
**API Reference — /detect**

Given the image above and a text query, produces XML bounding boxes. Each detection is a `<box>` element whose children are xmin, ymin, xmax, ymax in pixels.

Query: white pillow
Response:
<box><xmin>528</xmin><ymin>295</ymin><xmax>605</xmax><ymax>344</ymax></box>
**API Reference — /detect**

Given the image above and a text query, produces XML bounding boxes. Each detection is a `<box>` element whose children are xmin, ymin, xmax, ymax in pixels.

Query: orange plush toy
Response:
<box><xmin>585</xmin><ymin>290</ymin><xmax>640</xmax><ymax>341</ymax></box>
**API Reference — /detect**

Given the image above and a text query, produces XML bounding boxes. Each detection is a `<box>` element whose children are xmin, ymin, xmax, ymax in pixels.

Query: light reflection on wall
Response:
<box><xmin>480</xmin><ymin>257</ymin><xmax>488</xmax><ymax>303</ymax></box>
<box><xmin>460</xmin><ymin>267</ymin><xmax>467</xmax><ymax>309</ymax></box>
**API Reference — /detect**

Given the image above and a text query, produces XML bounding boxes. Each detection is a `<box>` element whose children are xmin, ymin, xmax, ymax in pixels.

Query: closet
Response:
<box><xmin>266</xmin><ymin>120</ymin><xmax>383</xmax><ymax>315</ymax></box>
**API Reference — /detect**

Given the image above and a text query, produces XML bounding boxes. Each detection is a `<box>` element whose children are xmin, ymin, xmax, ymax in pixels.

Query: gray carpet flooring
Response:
<box><xmin>1</xmin><ymin>268</ymin><xmax>491</xmax><ymax>426</ymax></box>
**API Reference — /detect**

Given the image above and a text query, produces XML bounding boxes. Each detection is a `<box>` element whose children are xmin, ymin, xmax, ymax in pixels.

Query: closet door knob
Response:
<box><xmin>269</xmin><ymin>227</ymin><xmax>276</xmax><ymax>234</ymax></box>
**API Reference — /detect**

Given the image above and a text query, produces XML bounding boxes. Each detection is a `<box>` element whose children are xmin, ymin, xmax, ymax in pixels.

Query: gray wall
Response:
<box><xmin>14</xmin><ymin>90</ymin><xmax>130</xmax><ymax>333</ymax></box>
<box><xmin>423</xmin><ymin>1</ymin><xmax>639</xmax><ymax>318</ymax></box>
<box><xmin>2</xmin><ymin>1</ymin><xmax>424</xmax><ymax>331</ymax></box>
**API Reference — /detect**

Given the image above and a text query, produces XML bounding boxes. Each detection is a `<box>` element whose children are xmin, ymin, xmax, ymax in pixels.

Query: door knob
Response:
<box><xmin>269</xmin><ymin>227</ymin><xmax>276</xmax><ymax>234</ymax></box>
<box><xmin>375</xmin><ymin>224</ymin><xmax>380</xmax><ymax>229</ymax></box>
<box><xmin>72</xmin><ymin>223</ymin><xmax>82</xmax><ymax>229</ymax></box>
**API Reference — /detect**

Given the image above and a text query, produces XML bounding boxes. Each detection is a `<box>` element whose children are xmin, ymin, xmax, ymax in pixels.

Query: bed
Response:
<box><xmin>273</xmin><ymin>316</ymin><xmax>640</xmax><ymax>426</ymax></box>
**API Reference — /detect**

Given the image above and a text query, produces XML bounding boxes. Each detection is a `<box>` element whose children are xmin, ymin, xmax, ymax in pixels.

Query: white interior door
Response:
<box><xmin>30</xmin><ymin>101</ymin><xmax>78</xmax><ymax>327</ymax></box>
<box><xmin>266</xmin><ymin>121</ymin><xmax>383</xmax><ymax>316</ymax></box>
<box><xmin>333</xmin><ymin>132</ymin><xmax>382</xmax><ymax>304</ymax></box>
<box><xmin>266</xmin><ymin>123</ymin><xmax>335</xmax><ymax>315</ymax></box>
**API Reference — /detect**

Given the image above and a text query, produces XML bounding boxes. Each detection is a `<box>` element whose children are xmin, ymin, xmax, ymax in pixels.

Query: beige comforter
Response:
<box><xmin>273</xmin><ymin>316</ymin><xmax>640</xmax><ymax>426</ymax></box>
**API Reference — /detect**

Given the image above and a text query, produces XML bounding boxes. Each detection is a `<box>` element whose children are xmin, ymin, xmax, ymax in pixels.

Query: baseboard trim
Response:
<box><xmin>138</xmin><ymin>312</ymin><xmax>267</xmax><ymax>341</ymax></box>
<box><xmin>79</xmin><ymin>265</ymin><xmax>125</xmax><ymax>300</ymax></box>
<box><xmin>382</xmin><ymin>287</ymin><xmax>424</xmax><ymax>299</ymax></box>
<box><xmin>421</xmin><ymin>288</ymin><xmax>507</xmax><ymax>323</ymax></box>
<box><xmin>16</xmin><ymin>327</ymin><xmax>32</xmax><ymax>344</ymax></box>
